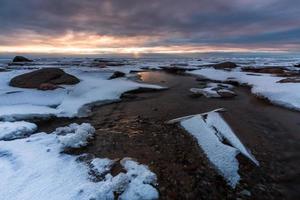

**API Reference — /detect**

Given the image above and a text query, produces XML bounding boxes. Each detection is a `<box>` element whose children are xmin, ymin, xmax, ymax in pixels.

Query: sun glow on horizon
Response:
<box><xmin>0</xmin><ymin>31</ymin><xmax>289</xmax><ymax>55</ymax></box>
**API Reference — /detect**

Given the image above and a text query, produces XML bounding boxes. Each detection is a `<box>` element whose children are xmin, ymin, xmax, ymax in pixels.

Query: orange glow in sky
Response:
<box><xmin>0</xmin><ymin>31</ymin><xmax>287</xmax><ymax>55</ymax></box>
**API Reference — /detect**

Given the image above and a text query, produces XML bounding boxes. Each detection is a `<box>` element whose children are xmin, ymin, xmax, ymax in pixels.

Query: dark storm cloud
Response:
<box><xmin>0</xmin><ymin>0</ymin><xmax>300</xmax><ymax>49</ymax></box>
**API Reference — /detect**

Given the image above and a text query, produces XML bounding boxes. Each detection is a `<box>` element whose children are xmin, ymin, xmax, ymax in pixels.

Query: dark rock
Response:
<box><xmin>242</xmin><ymin>67</ymin><xmax>285</xmax><ymax>74</ymax></box>
<box><xmin>277</xmin><ymin>77</ymin><xmax>300</xmax><ymax>83</ymax></box>
<box><xmin>93</xmin><ymin>58</ymin><xmax>126</xmax><ymax>67</ymax></box>
<box><xmin>160</xmin><ymin>66</ymin><xmax>186</xmax><ymax>74</ymax></box>
<box><xmin>109</xmin><ymin>71</ymin><xmax>126</xmax><ymax>79</ymax></box>
<box><xmin>294</xmin><ymin>63</ymin><xmax>300</xmax><ymax>68</ymax></box>
<box><xmin>12</xmin><ymin>56</ymin><xmax>33</xmax><ymax>62</ymax></box>
<box><xmin>213</xmin><ymin>62</ymin><xmax>237</xmax><ymax>69</ymax></box>
<box><xmin>9</xmin><ymin>68</ymin><xmax>80</xmax><ymax>89</ymax></box>
<box><xmin>217</xmin><ymin>91</ymin><xmax>236</xmax><ymax>98</ymax></box>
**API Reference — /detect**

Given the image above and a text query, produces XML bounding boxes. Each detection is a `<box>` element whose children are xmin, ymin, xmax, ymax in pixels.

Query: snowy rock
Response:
<box><xmin>0</xmin><ymin>121</ymin><xmax>37</xmax><ymax>140</ymax></box>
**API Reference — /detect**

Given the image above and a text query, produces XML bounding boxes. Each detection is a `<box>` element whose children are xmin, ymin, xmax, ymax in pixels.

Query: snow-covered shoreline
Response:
<box><xmin>0</xmin><ymin>68</ymin><xmax>165</xmax><ymax>121</ymax></box>
<box><xmin>188</xmin><ymin>68</ymin><xmax>300</xmax><ymax>111</ymax></box>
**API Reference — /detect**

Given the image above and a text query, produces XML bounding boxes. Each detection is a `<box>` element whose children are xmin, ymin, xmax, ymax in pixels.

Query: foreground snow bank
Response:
<box><xmin>0</xmin><ymin>69</ymin><xmax>164</xmax><ymax>120</ymax></box>
<box><xmin>0</xmin><ymin>123</ymin><xmax>158</xmax><ymax>200</ymax></box>
<box><xmin>0</xmin><ymin>121</ymin><xmax>37</xmax><ymax>140</ymax></box>
<box><xmin>189</xmin><ymin>68</ymin><xmax>300</xmax><ymax>110</ymax></box>
<box><xmin>168</xmin><ymin>109</ymin><xmax>258</xmax><ymax>188</ymax></box>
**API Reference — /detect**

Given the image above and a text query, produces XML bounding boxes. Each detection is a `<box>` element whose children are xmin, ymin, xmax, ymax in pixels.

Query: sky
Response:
<box><xmin>0</xmin><ymin>0</ymin><xmax>300</xmax><ymax>54</ymax></box>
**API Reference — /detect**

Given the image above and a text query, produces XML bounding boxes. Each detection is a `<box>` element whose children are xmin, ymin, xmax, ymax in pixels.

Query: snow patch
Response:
<box><xmin>55</xmin><ymin>123</ymin><xmax>95</xmax><ymax>148</ymax></box>
<box><xmin>119</xmin><ymin>158</ymin><xmax>159</xmax><ymax>200</ymax></box>
<box><xmin>168</xmin><ymin>109</ymin><xmax>258</xmax><ymax>188</ymax></box>
<box><xmin>0</xmin><ymin>121</ymin><xmax>37</xmax><ymax>140</ymax></box>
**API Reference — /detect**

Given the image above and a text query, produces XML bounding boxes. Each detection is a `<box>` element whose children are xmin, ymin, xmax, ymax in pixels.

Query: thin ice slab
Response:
<box><xmin>168</xmin><ymin>108</ymin><xmax>258</xmax><ymax>188</ymax></box>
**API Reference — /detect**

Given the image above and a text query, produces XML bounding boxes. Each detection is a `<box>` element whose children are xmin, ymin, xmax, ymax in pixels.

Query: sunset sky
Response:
<box><xmin>1</xmin><ymin>0</ymin><xmax>300</xmax><ymax>54</ymax></box>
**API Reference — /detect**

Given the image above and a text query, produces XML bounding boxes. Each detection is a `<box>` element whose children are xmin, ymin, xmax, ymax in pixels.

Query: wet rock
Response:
<box><xmin>9</xmin><ymin>68</ymin><xmax>80</xmax><ymax>89</ymax></box>
<box><xmin>109</xmin><ymin>71</ymin><xmax>126</xmax><ymax>79</ymax></box>
<box><xmin>12</xmin><ymin>56</ymin><xmax>33</xmax><ymax>62</ymax></box>
<box><xmin>213</xmin><ymin>61</ymin><xmax>237</xmax><ymax>69</ymax></box>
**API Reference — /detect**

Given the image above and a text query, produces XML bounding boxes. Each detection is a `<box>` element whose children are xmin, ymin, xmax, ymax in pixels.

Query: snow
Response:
<box><xmin>0</xmin><ymin>121</ymin><xmax>37</xmax><ymax>140</ymax></box>
<box><xmin>168</xmin><ymin>109</ymin><xmax>258</xmax><ymax>188</ymax></box>
<box><xmin>189</xmin><ymin>68</ymin><xmax>300</xmax><ymax>110</ymax></box>
<box><xmin>0</xmin><ymin>123</ymin><xmax>159</xmax><ymax>200</ymax></box>
<box><xmin>54</xmin><ymin>123</ymin><xmax>96</xmax><ymax>148</ymax></box>
<box><xmin>91</xmin><ymin>158</ymin><xmax>116</xmax><ymax>176</ymax></box>
<box><xmin>119</xmin><ymin>158</ymin><xmax>159</xmax><ymax>200</ymax></box>
<box><xmin>0</xmin><ymin>68</ymin><xmax>164</xmax><ymax>120</ymax></box>
<box><xmin>190</xmin><ymin>82</ymin><xmax>234</xmax><ymax>98</ymax></box>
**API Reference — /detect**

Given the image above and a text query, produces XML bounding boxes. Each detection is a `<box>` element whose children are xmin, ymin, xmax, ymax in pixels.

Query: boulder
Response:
<box><xmin>9</xmin><ymin>68</ymin><xmax>80</xmax><ymax>89</ymax></box>
<box><xmin>12</xmin><ymin>56</ymin><xmax>33</xmax><ymax>62</ymax></box>
<box><xmin>213</xmin><ymin>62</ymin><xmax>237</xmax><ymax>69</ymax></box>
<box><xmin>109</xmin><ymin>71</ymin><xmax>126</xmax><ymax>79</ymax></box>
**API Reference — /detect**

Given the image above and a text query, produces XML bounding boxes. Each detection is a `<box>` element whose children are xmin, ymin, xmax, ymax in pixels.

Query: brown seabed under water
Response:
<box><xmin>36</xmin><ymin>71</ymin><xmax>300</xmax><ymax>200</ymax></box>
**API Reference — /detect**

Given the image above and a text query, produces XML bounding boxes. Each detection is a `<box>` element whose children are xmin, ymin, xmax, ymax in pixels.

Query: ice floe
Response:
<box><xmin>0</xmin><ymin>123</ymin><xmax>158</xmax><ymax>200</ymax></box>
<box><xmin>0</xmin><ymin>121</ymin><xmax>37</xmax><ymax>140</ymax></box>
<box><xmin>189</xmin><ymin>68</ymin><xmax>300</xmax><ymax>111</ymax></box>
<box><xmin>168</xmin><ymin>109</ymin><xmax>258</xmax><ymax>188</ymax></box>
<box><xmin>0</xmin><ymin>68</ymin><xmax>164</xmax><ymax>120</ymax></box>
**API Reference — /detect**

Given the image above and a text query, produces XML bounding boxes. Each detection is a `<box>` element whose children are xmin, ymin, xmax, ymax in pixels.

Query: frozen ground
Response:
<box><xmin>168</xmin><ymin>109</ymin><xmax>258</xmax><ymax>188</ymax></box>
<box><xmin>0</xmin><ymin>123</ymin><xmax>158</xmax><ymax>200</ymax></box>
<box><xmin>189</xmin><ymin>68</ymin><xmax>300</xmax><ymax>111</ymax></box>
